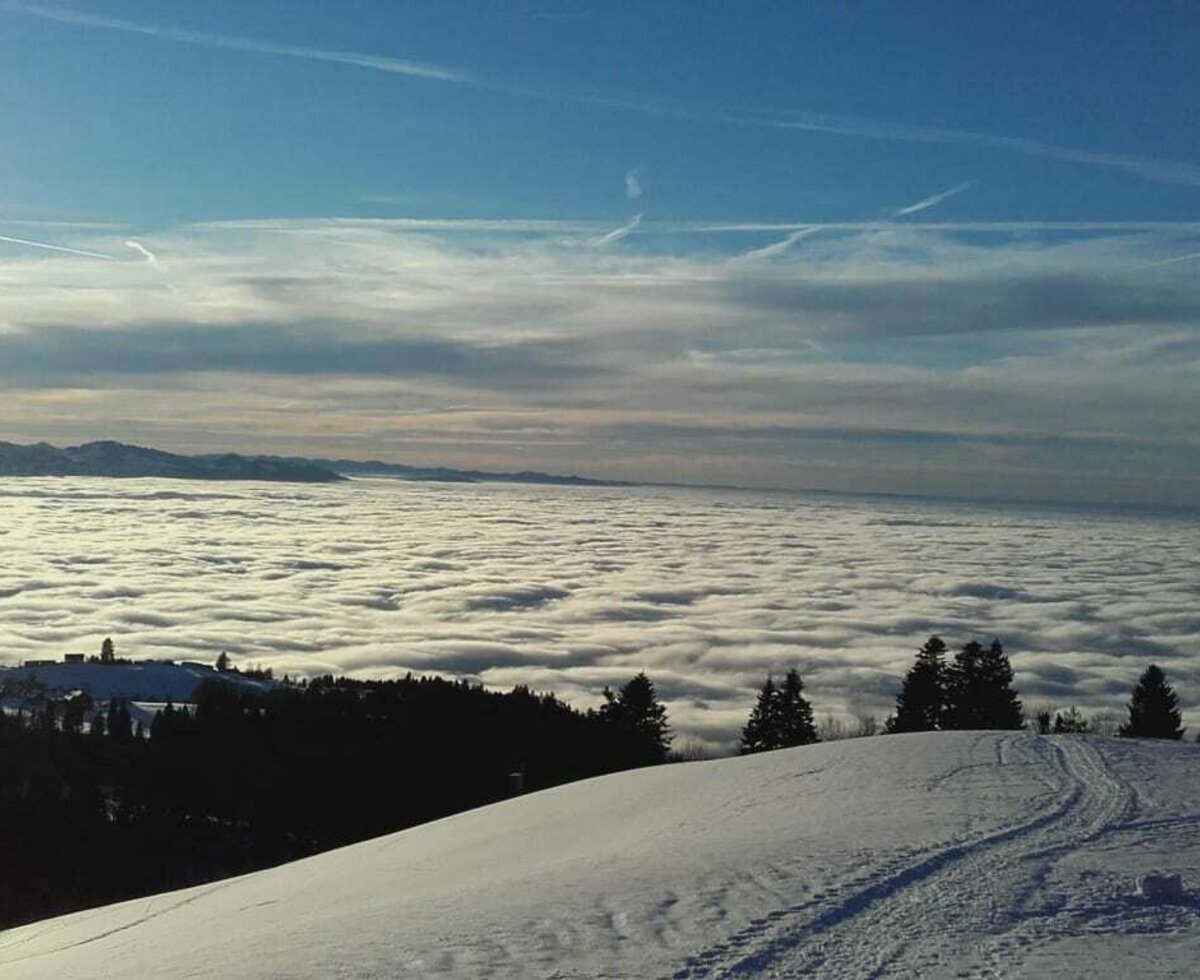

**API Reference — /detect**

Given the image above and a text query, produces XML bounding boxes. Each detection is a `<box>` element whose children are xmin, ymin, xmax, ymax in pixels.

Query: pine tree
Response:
<box><xmin>944</xmin><ymin>639</ymin><xmax>1023</xmax><ymax>731</ymax></box>
<box><xmin>106</xmin><ymin>699</ymin><xmax>133</xmax><ymax>741</ymax></box>
<box><xmin>1119</xmin><ymin>665</ymin><xmax>1184</xmax><ymax>740</ymax></box>
<box><xmin>1052</xmin><ymin>706</ymin><xmax>1089</xmax><ymax>734</ymax></box>
<box><xmin>600</xmin><ymin>672</ymin><xmax>672</xmax><ymax>763</ymax></box>
<box><xmin>739</xmin><ymin>676</ymin><xmax>782</xmax><ymax>754</ymax></box>
<box><xmin>777</xmin><ymin>669</ymin><xmax>819</xmax><ymax>746</ymax></box>
<box><xmin>890</xmin><ymin>635</ymin><xmax>949</xmax><ymax>732</ymax></box>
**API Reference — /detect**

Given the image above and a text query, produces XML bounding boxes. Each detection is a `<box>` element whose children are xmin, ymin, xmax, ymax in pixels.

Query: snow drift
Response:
<box><xmin>2</xmin><ymin>732</ymin><xmax>1199</xmax><ymax>978</ymax></box>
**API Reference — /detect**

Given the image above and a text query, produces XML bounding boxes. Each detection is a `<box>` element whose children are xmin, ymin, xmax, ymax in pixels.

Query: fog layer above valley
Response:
<box><xmin>1</xmin><ymin>478</ymin><xmax>1196</xmax><ymax>749</ymax></box>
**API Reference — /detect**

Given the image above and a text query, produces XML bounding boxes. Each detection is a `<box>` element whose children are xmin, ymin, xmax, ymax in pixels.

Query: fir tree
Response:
<box><xmin>1052</xmin><ymin>706</ymin><xmax>1089</xmax><ymax>734</ymax></box>
<box><xmin>739</xmin><ymin>676</ymin><xmax>782</xmax><ymax>754</ymax></box>
<box><xmin>777</xmin><ymin>669</ymin><xmax>819</xmax><ymax>747</ymax></box>
<box><xmin>600</xmin><ymin>672</ymin><xmax>672</xmax><ymax>763</ymax></box>
<box><xmin>106</xmin><ymin>699</ymin><xmax>133</xmax><ymax>742</ymax></box>
<box><xmin>890</xmin><ymin>635</ymin><xmax>949</xmax><ymax>732</ymax></box>
<box><xmin>1119</xmin><ymin>665</ymin><xmax>1184</xmax><ymax>740</ymax></box>
<box><xmin>944</xmin><ymin>639</ymin><xmax>1023</xmax><ymax>731</ymax></box>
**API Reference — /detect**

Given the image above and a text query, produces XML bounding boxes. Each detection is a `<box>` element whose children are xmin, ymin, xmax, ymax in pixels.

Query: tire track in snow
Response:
<box><xmin>665</xmin><ymin>735</ymin><xmax>1134</xmax><ymax>979</ymax></box>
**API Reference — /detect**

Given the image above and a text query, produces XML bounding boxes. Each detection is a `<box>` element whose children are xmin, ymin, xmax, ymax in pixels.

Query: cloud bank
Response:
<box><xmin>0</xmin><ymin>478</ymin><xmax>1195</xmax><ymax>752</ymax></box>
<box><xmin>0</xmin><ymin>217</ymin><xmax>1196</xmax><ymax>507</ymax></box>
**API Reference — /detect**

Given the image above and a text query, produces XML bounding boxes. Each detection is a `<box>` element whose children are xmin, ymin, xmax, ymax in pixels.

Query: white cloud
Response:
<box><xmin>0</xmin><ymin>478</ymin><xmax>1195</xmax><ymax>752</ymax></box>
<box><xmin>0</xmin><ymin>217</ymin><xmax>1197</xmax><ymax>507</ymax></box>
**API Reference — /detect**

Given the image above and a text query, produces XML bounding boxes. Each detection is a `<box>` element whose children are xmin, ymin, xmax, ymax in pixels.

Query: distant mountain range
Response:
<box><xmin>0</xmin><ymin>440</ymin><xmax>628</xmax><ymax>487</ymax></box>
<box><xmin>0</xmin><ymin>441</ymin><xmax>344</xmax><ymax>483</ymax></box>
<box><xmin>253</xmin><ymin>454</ymin><xmax>629</xmax><ymax>487</ymax></box>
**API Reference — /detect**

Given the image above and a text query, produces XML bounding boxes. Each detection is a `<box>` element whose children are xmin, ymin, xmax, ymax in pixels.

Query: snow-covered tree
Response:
<box><xmin>1119</xmin><ymin>665</ymin><xmax>1184</xmax><ymax>740</ymax></box>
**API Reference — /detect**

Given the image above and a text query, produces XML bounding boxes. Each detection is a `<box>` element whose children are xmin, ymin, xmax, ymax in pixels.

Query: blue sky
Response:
<box><xmin>1</xmin><ymin>1</ymin><xmax>1198</xmax><ymax>505</ymax></box>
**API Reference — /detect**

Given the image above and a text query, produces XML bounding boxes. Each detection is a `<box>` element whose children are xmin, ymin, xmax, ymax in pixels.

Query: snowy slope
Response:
<box><xmin>2</xmin><ymin>733</ymin><xmax>1199</xmax><ymax>979</ymax></box>
<box><xmin>0</xmin><ymin>662</ymin><xmax>271</xmax><ymax>703</ymax></box>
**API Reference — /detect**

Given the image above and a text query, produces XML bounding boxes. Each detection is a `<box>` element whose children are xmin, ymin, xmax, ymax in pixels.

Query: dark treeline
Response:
<box><xmin>738</xmin><ymin>637</ymin><xmax>1188</xmax><ymax>753</ymax></box>
<box><xmin>0</xmin><ymin>670</ymin><xmax>671</xmax><ymax>930</ymax></box>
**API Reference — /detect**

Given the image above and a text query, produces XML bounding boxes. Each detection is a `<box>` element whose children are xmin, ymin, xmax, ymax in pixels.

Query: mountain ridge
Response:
<box><xmin>0</xmin><ymin>440</ymin><xmax>344</xmax><ymax>483</ymax></box>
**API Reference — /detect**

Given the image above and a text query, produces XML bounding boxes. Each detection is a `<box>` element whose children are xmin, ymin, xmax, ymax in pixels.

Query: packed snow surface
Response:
<box><xmin>3</xmin><ymin>732</ymin><xmax>1200</xmax><ymax>978</ymax></box>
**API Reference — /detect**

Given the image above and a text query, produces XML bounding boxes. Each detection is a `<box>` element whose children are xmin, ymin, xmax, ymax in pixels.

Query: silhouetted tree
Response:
<box><xmin>740</xmin><ymin>669</ymin><xmax>818</xmax><ymax>752</ymax></box>
<box><xmin>1119</xmin><ymin>665</ymin><xmax>1184</xmax><ymax>740</ymax></box>
<box><xmin>777</xmin><ymin>669</ymin><xmax>819</xmax><ymax>747</ymax></box>
<box><xmin>599</xmin><ymin>672</ymin><xmax>672</xmax><ymax>764</ymax></box>
<box><xmin>889</xmin><ymin>636</ymin><xmax>949</xmax><ymax>733</ymax></box>
<box><xmin>944</xmin><ymin>639</ymin><xmax>1023</xmax><ymax>730</ymax></box>
<box><xmin>106</xmin><ymin>700</ymin><xmax>133</xmax><ymax>742</ymax></box>
<box><xmin>100</xmin><ymin>637</ymin><xmax>115</xmax><ymax>664</ymax></box>
<box><xmin>740</xmin><ymin>676</ymin><xmax>782</xmax><ymax>754</ymax></box>
<box><xmin>1052</xmin><ymin>706</ymin><xmax>1089</xmax><ymax>734</ymax></box>
<box><xmin>215</xmin><ymin>651</ymin><xmax>230</xmax><ymax>673</ymax></box>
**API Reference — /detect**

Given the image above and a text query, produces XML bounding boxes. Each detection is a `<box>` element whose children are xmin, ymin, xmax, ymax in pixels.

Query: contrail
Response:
<box><xmin>13</xmin><ymin>2</ymin><xmax>1200</xmax><ymax>189</ymax></box>
<box><xmin>892</xmin><ymin>180</ymin><xmax>973</xmax><ymax>218</ymax></box>
<box><xmin>6</xmin><ymin>2</ymin><xmax>468</xmax><ymax>82</ymax></box>
<box><xmin>736</xmin><ymin>181</ymin><xmax>968</xmax><ymax>261</ymax></box>
<box><xmin>624</xmin><ymin>168</ymin><xmax>643</xmax><ymax>200</ymax></box>
<box><xmin>1136</xmin><ymin>250</ymin><xmax>1200</xmax><ymax>270</ymax></box>
<box><xmin>737</xmin><ymin>225</ymin><xmax>825</xmax><ymax>261</ymax></box>
<box><xmin>588</xmin><ymin>213</ymin><xmax>642</xmax><ymax>247</ymax></box>
<box><xmin>124</xmin><ymin>239</ymin><xmax>158</xmax><ymax>264</ymax></box>
<box><xmin>0</xmin><ymin>233</ymin><xmax>115</xmax><ymax>260</ymax></box>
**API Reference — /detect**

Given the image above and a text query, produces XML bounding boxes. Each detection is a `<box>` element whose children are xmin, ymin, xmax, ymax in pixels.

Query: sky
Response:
<box><xmin>1</xmin><ymin>1</ymin><xmax>1198</xmax><ymax>506</ymax></box>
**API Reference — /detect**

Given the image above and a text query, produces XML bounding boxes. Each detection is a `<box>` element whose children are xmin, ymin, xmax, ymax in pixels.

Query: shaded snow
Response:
<box><xmin>2</xmin><ymin>733</ymin><xmax>1200</xmax><ymax>978</ymax></box>
<box><xmin>0</xmin><ymin>662</ymin><xmax>270</xmax><ymax>703</ymax></box>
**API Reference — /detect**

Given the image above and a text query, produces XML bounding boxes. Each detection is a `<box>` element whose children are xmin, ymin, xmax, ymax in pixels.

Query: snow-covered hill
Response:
<box><xmin>0</xmin><ymin>661</ymin><xmax>272</xmax><ymax>703</ymax></box>
<box><xmin>2</xmin><ymin>732</ymin><xmax>1198</xmax><ymax>978</ymax></box>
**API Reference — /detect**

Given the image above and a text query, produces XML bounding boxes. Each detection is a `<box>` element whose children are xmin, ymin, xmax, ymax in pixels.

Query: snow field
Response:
<box><xmin>1</xmin><ymin>732</ymin><xmax>1198</xmax><ymax>978</ymax></box>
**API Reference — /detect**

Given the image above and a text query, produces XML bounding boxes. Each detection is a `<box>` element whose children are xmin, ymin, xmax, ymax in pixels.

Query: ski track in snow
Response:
<box><xmin>666</xmin><ymin>735</ymin><xmax>1138</xmax><ymax>979</ymax></box>
<box><xmin>3</xmin><ymin>733</ymin><xmax>1198</xmax><ymax>980</ymax></box>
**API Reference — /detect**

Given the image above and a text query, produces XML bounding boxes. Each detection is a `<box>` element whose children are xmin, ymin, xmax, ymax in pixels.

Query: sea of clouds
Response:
<box><xmin>1</xmin><ymin>477</ymin><xmax>1197</xmax><ymax>751</ymax></box>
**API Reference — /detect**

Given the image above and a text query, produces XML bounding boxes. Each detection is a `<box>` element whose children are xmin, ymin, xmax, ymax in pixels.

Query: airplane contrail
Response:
<box><xmin>7</xmin><ymin>2</ymin><xmax>467</xmax><ymax>82</ymax></box>
<box><xmin>588</xmin><ymin>213</ymin><xmax>642</xmax><ymax>247</ymax></box>
<box><xmin>892</xmin><ymin>180</ymin><xmax>974</xmax><ymax>217</ymax></box>
<box><xmin>0</xmin><ymin>233</ymin><xmax>116</xmax><ymax>260</ymax></box>
<box><xmin>737</xmin><ymin>225</ymin><xmax>825</xmax><ymax>261</ymax></box>
<box><xmin>1136</xmin><ymin>250</ymin><xmax>1200</xmax><ymax>270</ymax></box>
<box><xmin>125</xmin><ymin>239</ymin><xmax>158</xmax><ymax>264</ymax></box>
<box><xmin>624</xmin><ymin>168</ymin><xmax>643</xmax><ymax>200</ymax></box>
<box><xmin>12</xmin><ymin>3</ymin><xmax>1200</xmax><ymax>188</ymax></box>
<box><xmin>736</xmin><ymin>180</ymin><xmax>970</xmax><ymax>261</ymax></box>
